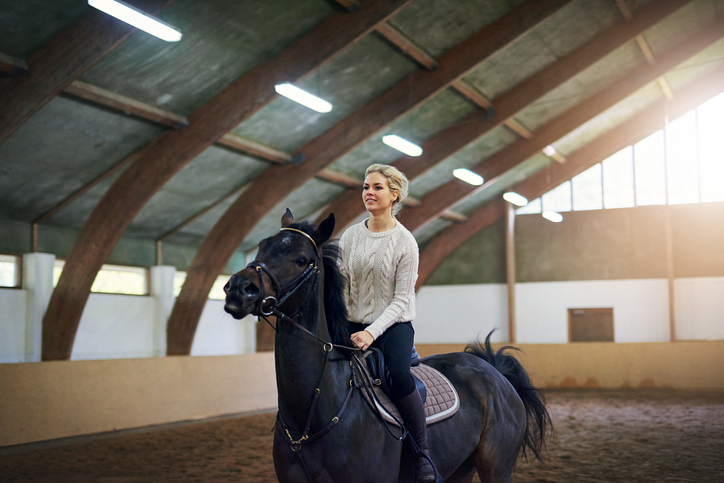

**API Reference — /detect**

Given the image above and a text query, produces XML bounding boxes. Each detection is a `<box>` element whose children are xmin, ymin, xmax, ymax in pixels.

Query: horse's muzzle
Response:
<box><xmin>223</xmin><ymin>272</ymin><xmax>261</xmax><ymax>319</ymax></box>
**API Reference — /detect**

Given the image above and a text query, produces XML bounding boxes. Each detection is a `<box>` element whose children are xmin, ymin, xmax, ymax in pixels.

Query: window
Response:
<box><xmin>173</xmin><ymin>271</ymin><xmax>230</xmax><ymax>300</ymax></box>
<box><xmin>173</xmin><ymin>271</ymin><xmax>187</xmax><ymax>297</ymax></box>
<box><xmin>572</xmin><ymin>164</ymin><xmax>603</xmax><ymax>211</ymax></box>
<box><xmin>53</xmin><ymin>261</ymin><xmax>148</xmax><ymax>295</ymax></box>
<box><xmin>568</xmin><ymin>308</ymin><xmax>614</xmax><ymax>342</ymax></box>
<box><xmin>698</xmin><ymin>92</ymin><xmax>724</xmax><ymax>203</ymax></box>
<box><xmin>0</xmin><ymin>254</ymin><xmax>20</xmax><ymax>288</ymax></box>
<box><xmin>603</xmin><ymin>146</ymin><xmax>634</xmax><ymax>209</ymax></box>
<box><xmin>542</xmin><ymin>181</ymin><xmax>571</xmax><ymax>213</ymax></box>
<box><xmin>209</xmin><ymin>275</ymin><xmax>230</xmax><ymax>300</ymax></box>
<box><xmin>519</xmin><ymin>90</ymin><xmax>724</xmax><ymax>215</ymax></box>
<box><xmin>666</xmin><ymin>110</ymin><xmax>699</xmax><ymax>205</ymax></box>
<box><xmin>515</xmin><ymin>197</ymin><xmax>541</xmax><ymax>214</ymax></box>
<box><xmin>634</xmin><ymin>131</ymin><xmax>666</xmax><ymax>206</ymax></box>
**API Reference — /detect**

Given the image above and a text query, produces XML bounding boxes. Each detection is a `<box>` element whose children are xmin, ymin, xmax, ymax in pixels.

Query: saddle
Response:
<box><xmin>352</xmin><ymin>349</ymin><xmax>459</xmax><ymax>427</ymax></box>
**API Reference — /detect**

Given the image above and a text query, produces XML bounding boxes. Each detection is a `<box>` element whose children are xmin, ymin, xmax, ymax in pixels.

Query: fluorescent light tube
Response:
<box><xmin>542</xmin><ymin>210</ymin><xmax>563</xmax><ymax>223</ymax></box>
<box><xmin>503</xmin><ymin>192</ymin><xmax>528</xmax><ymax>206</ymax></box>
<box><xmin>543</xmin><ymin>145</ymin><xmax>557</xmax><ymax>157</ymax></box>
<box><xmin>274</xmin><ymin>84</ymin><xmax>333</xmax><ymax>113</ymax></box>
<box><xmin>88</xmin><ymin>0</ymin><xmax>182</xmax><ymax>42</ymax></box>
<box><xmin>382</xmin><ymin>135</ymin><xmax>423</xmax><ymax>157</ymax></box>
<box><xmin>452</xmin><ymin>168</ymin><xmax>483</xmax><ymax>186</ymax></box>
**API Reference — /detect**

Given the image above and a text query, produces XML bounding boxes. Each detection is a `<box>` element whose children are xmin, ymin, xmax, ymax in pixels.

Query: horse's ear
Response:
<box><xmin>281</xmin><ymin>208</ymin><xmax>294</xmax><ymax>228</ymax></box>
<box><xmin>315</xmin><ymin>213</ymin><xmax>335</xmax><ymax>245</ymax></box>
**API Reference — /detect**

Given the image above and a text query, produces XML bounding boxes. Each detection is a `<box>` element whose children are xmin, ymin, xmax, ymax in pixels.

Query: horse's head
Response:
<box><xmin>224</xmin><ymin>209</ymin><xmax>335</xmax><ymax>320</ymax></box>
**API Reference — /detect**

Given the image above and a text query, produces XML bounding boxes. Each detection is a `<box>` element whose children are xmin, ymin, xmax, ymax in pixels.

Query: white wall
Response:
<box><xmin>191</xmin><ymin>301</ymin><xmax>257</xmax><ymax>356</ymax></box>
<box><xmin>71</xmin><ymin>296</ymin><xmax>255</xmax><ymax>360</ymax></box>
<box><xmin>4</xmin><ymin>268</ymin><xmax>723</xmax><ymax>361</ymax></box>
<box><xmin>72</xmin><ymin>293</ymin><xmax>158</xmax><ymax>360</ymax></box>
<box><xmin>515</xmin><ymin>279</ymin><xmax>670</xmax><ymax>343</ymax></box>
<box><xmin>416</xmin><ymin>278</ymin><xmax>723</xmax><ymax>344</ymax></box>
<box><xmin>415</xmin><ymin>284</ymin><xmax>508</xmax><ymax>343</ymax></box>
<box><xmin>674</xmin><ymin>277</ymin><xmax>724</xmax><ymax>340</ymax></box>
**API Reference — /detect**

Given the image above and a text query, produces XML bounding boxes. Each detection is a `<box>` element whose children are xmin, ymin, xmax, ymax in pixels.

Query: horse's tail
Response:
<box><xmin>464</xmin><ymin>331</ymin><xmax>552</xmax><ymax>462</ymax></box>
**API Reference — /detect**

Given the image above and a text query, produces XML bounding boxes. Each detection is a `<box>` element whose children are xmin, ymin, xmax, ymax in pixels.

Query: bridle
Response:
<box><xmin>247</xmin><ymin>227</ymin><xmax>321</xmax><ymax>323</ymax></box>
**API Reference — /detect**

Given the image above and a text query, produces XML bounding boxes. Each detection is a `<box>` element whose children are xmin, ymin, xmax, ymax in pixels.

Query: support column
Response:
<box><xmin>505</xmin><ymin>202</ymin><xmax>516</xmax><ymax>344</ymax></box>
<box><xmin>150</xmin><ymin>266</ymin><xmax>176</xmax><ymax>357</ymax></box>
<box><xmin>664</xmin><ymin>206</ymin><xmax>676</xmax><ymax>342</ymax></box>
<box><xmin>22</xmin><ymin>253</ymin><xmax>55</xmax><ymax>362</ymax></box>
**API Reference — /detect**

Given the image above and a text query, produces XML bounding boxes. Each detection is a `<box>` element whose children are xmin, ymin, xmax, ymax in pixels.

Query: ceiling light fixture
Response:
<box><xmin>503</xmin><ymin>192</ymin><xmax>528</xmax><ymax>206</ymax></box>
<box><xmin>452</xmin><ymin>168</ymin><xmax>483</xmax><ymax>186</ymax></box>
<box><xmin>382</xmin><ymin>135</ymin><xmax>423</xmax><ymax>157</ymax></box>
<box><xmin>542</xmin><ymin>210</ymin><xmax>563</xmax><ymax>223</ymax></box>
<box><xmin>274</xmin><ymin>83</ymin><xmax>333</xmax><ymax>113</ymax></box>
<box><xmin>542</xmin><ymin>145</ymin><xmax>557</xmax><ymax>157</ymax></box>
<box><xmin>88</xmin><ymin>0</ymin><xmax>182</xmax><ymax>42</ymax></box>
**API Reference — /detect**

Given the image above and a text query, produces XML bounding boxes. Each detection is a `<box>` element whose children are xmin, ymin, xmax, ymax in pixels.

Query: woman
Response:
<box><xmin>339</xmin><ymin>164</ymin><xmax>435</xmax><ymax>483</ymax></box>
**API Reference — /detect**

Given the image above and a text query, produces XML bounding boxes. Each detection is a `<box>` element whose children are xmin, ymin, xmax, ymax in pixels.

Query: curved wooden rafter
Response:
<box><xmin>398</xmin><ymin>16</ymin><xmax>724</xmax><ymax>234</ymax></box>
<box><xmin>320</xmin><ymin>0</ymin><xmax>693</xmax><ymax>236</ymax></box>
<box><xmin>41</xmin><ymin>0</ymin><xmax>413</xmax><ymax>361</ymax></box>
<box><xmin>166</xmin><ymin>0</ymin><xmax>575</xmax><ymax>355</ymax></box>
<box><xmin>416</xmin><ymin>63</ymin><xmax>724</xmax><ymax>288</ymax></box>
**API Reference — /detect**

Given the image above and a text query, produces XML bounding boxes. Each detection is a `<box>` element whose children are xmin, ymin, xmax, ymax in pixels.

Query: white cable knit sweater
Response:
<box><xmin>339</xmin><ymin>220</ymin><xmax>419</xmax><ymax>340</ymax></box>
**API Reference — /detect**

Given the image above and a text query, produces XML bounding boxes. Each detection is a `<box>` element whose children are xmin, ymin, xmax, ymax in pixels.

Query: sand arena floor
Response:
<box><xmin>1</xmin><ymin>389</ymin><xmax>723</xmax><ymax>482</ymax></box>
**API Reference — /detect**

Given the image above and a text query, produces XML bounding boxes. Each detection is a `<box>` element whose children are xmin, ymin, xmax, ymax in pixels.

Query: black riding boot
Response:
<box><xmin>397</xmin><ymin>388</ymin><xmax>436</xmax><ymax>483</ymax></box>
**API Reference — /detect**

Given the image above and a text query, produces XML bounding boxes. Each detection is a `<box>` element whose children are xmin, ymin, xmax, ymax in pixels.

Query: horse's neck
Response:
<box><xmin>274</xmin><ymin>288</ymin><xmax>347</xmax><ymax>428</ymax></box>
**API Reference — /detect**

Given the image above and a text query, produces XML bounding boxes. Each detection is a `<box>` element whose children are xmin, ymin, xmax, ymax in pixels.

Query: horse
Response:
<box><xmin>223</xmin><ymin>209</ymin><xmax>551</xmax><ymax>483</ymax></box>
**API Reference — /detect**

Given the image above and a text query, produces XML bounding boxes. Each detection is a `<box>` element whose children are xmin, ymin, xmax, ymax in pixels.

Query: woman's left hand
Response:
<box><xmin>351</xmin><ymin>330</ymin><xmax>374</xmax><ymax>351</ymax></box>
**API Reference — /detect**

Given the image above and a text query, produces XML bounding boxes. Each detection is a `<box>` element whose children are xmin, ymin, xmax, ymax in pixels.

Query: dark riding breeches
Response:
<box><xmin>350</xmin><ymin>321</ymin><xmax>415</xmax><ymax>399</ymax></box>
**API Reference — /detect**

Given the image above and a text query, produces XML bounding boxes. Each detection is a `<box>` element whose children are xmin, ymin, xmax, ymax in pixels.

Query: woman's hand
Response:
<box><xmin>351</xmin><ymin>330</ymin><xmax>374</xmax><ymax>351</ymax></box>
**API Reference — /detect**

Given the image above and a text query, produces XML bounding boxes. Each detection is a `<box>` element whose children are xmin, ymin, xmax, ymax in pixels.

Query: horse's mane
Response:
<box><xmin>289</xmin><ymin>221</ymin><xmax>350</xmax><ymax>347</ymax></box>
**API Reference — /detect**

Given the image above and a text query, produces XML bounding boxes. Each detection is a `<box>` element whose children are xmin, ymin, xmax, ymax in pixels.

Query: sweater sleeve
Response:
<box><xmin>364</xmin><ymin>233</ymin><xmax>419</xmax><ymax>340</ymax></box>
<box><xmin>338</xmin><ymin>229</ymin><xmax>351</xmax><ymax>303</ymax></box>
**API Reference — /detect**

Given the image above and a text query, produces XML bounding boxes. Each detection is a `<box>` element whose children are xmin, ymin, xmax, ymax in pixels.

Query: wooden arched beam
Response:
<box><xmin>416</xmin><ymin>62</ymin><xmax>724</xmax><ymax>288</ymax></box>
<box><xmin>0</xmin><ymin>0</ymin><xmax>174</xmax><ymax>146</ymax></box>
<box><xmin>398</xmin><ymin>17</ymin><xmax>724</xmax><ymax>234</ymax></box>
<box><xmin>320</xmin><ymin>0</ymin><xmax>692</xmax><ymax>236</ymax></box>
<box><xmin>166</xmin><ymin>0</ymin><xmax>574</xmax><ymax>355</ymax></box>
<box><xmin>41</xmin><ymin>0</ymin><xmax>412</xmax><ymax>361</ymax></box>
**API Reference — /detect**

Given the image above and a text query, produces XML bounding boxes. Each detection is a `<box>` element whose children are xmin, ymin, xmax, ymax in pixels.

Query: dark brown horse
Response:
<box><xmin>224</xmin><ymin>210</ymin><xmax>551</xmax><ymax>483</ymax></box>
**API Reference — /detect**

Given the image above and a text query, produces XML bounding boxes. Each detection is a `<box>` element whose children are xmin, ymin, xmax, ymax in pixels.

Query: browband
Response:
<box><xmin>280</xmin><ymin>227</ymin><xmax>319</xmax><ymax>253</ymax></box>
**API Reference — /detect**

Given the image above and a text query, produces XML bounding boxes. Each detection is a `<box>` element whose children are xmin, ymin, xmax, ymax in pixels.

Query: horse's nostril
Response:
<box><xmin>241</xmin><ymin>279</ymin><xmax>260</xmax><ymax>298</ymax></box>
<box><xmin>225</xmin><ymin>275</ymin><xmax>241</xmax><ymax>294</ymax></box>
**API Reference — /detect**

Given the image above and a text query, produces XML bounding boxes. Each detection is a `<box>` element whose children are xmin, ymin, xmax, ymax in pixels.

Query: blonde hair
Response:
<box><xmin>364</xmin><ymin>164</ymin><xmax>409</xmax><ymax>216</ymax></box>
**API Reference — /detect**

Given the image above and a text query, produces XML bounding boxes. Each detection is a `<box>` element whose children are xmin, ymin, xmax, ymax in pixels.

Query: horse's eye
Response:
<box><xmin>296</xmin><ymin>257</ymin><xmax>308</xmax><ymax>267</ymax></box>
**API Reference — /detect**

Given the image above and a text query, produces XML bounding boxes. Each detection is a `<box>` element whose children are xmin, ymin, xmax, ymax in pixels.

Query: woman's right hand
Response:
<box><xmin>351</xmin><ymin>330</ymin><xmax>374</xmax><ymax>351</ymax></box>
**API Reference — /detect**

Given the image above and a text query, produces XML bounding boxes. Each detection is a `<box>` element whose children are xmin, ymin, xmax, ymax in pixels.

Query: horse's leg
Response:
<box><xmin>472</xmin><ymin>397</ymin><xmax>525</xmax><ymax>483</ymax></box>
<box><xmin>443</xmin><ymin>454</ymin><xmax>477</xmax><ymax>483</ymax></box>
<box><xmin>472</xmin><ymin>424</ymin><xmax>523</xmax><ymax>483</ymax></box>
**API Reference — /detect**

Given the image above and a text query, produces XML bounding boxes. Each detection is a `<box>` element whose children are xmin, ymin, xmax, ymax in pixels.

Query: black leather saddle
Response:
<box><xmin>363</xmin><ymin>347</ymin><xmax>427</xmax><ymax>404</ymax></box>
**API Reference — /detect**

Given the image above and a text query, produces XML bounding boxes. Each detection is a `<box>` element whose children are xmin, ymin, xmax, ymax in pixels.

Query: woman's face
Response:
<box><xmin>363</xmin><ymin>171</ymin><xmax>397</xmax><ymax>215</ymax></box>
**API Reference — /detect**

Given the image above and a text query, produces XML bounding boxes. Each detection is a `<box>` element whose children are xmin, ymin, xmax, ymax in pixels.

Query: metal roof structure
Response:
<box><xmin>1</xmin><ymin>0</ymin><xmax>723</xmax><ymax>358</ymax></box>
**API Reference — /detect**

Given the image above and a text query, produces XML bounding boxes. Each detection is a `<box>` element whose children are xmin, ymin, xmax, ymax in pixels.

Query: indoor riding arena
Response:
<box><xmin>1</xmin><ymin>0</ymin><xmax>723</xmax><ymax>482</ymax></box>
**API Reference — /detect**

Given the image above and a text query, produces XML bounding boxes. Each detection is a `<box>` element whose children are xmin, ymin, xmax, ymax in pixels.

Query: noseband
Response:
<box><xmin>247</xmin><ymin>227</ymin><xmax>321</xmax><ymax>319</ymax></box>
